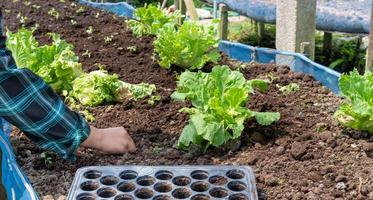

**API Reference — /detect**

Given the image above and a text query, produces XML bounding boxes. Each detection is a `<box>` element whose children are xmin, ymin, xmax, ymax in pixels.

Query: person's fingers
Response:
<box><xmin>121</xmin><ymin>129</ymin><xmax>136</xmax><ymax>152</ymax></box>
<box><xmin>125</xmin><ymin>136</ymin><xmax>137</xmax><ymax>152</ymax></box>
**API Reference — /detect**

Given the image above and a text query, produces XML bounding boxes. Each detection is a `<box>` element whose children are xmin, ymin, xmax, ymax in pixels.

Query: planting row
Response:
<box><xmin>7</xmin><ymin>4</ymin><xmax>372</xmax><ymax>155</ymax></box>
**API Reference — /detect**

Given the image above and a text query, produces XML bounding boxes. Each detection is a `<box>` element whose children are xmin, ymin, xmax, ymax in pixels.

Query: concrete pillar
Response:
<box><xmin>276</xmin><ymin>0</ymin><xmax>317</xmax><ymax>64</ymax></box>
<box><xmin>366</xmin><ymin>3</ymin><xmax>373</xmax><ymax>72</ymax></box>
<box><xmin>218</xmin><ymin>4</ymin><xmax>228</xmax><ymax>40</ymax></box>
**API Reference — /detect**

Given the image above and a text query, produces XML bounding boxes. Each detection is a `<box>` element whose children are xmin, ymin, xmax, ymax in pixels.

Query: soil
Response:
<box><xmin>2</xmin><ymin>0</ymin><xmax>373</xmax><ymax>199</ymax></box>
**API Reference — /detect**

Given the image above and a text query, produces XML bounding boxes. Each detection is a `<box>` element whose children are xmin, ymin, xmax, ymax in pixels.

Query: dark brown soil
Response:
<box><xmin>2</xmin><ymin>0</ymin><xmax>373</xmax><ymax>200</ymax></box>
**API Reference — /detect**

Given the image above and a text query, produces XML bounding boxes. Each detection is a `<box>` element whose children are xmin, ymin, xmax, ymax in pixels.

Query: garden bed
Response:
<box><xmin>1</xmin><ymin>0</ymin><xmax>373</xmax><ymax>199</ymax></box>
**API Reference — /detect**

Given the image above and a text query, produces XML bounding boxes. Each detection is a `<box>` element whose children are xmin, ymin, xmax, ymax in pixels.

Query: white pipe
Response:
<box><xmin>213</xmin><ymin>0</ymin><xmax>217</xmax><ymax>18</ymax></box>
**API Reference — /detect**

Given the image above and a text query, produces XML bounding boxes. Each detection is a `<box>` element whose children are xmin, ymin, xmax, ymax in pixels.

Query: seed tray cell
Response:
<box><xmin>67</xmin><ymin>165</ymin><xmax>258</xmax><ymax>200</ymax></box>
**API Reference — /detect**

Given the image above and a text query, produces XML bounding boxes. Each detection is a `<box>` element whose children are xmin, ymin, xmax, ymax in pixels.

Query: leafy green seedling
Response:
<box><xmin>104</xmin><ymin>36</ymin><xmax>114</xmax><ymax>43</ymax></box>
<box><xmin>152</xmin><ymin>146</ymin><xmax>162</xmax><ymax>155</ymax></box>
<box><xmin>82</xmin><ymin>50</ymin><xmax>91</xmax><ymax>58</ymax></box>
<box><xmin>32</xmin><ymin>5</ymin><xmax>41</xmax><ymax>10</ymax></box>
<box><xmin>86</xmin><ymin>26</ymin><xmax>94</xmax><ymax>34</ymax></box>
<box><xmin>40</xmin><ymin>152</ymin><xmax>53</xmax><ymax>169</ymax></box>
<box><xmin>76</xmin><ymin>7</ymin><xmax>86</xmax><ymax>14</ymax></box>
<box><xmin>127</xmin><ymin>46</ymin><xmax>137</xmax><ymax>52</ymax></box>
<box><xmin>48</xmin><ymin>8</ymin><xmax>60</xmax><ymax>19</ymax></box>
<box><xmin>16</xmin><ymin>13</ymin><xmax>28</xmax><ymax>24</ymax></box>
<box><xmin>148</xmin><ymin>95</ymin><xmax>161</xmax><ymax>106</ymax></box>
<box><xmin>70</xmin><ymin>20</ymin><xmax>77</xmax><ymax>26</ymax></box>
<box><xmin>278</xmin><ymin>83</ymin><xmax>300</xmax><ymax>95</ymax></box>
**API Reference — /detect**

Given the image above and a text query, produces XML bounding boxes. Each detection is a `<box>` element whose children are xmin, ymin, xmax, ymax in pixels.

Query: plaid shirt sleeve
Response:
<box><xmin>0</xmin><ymin>11</ymin><xmax>90</xmax><ymax>160</ymax></box>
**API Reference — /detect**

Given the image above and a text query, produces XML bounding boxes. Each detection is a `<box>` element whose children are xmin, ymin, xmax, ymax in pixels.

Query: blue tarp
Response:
<box><xmin>0</xmin><ymin>119</ymin><xmax>39</xmax><ymax>200</ymax></box>
<box><xmin>79</xmin><ymin>0</ymin><xmax>135</xmax><ymax>18</ymax></box>
<box><xmin>215</xmin><ymin>0</ymin><xmax>372</xmax><ymax>34</ymax></box>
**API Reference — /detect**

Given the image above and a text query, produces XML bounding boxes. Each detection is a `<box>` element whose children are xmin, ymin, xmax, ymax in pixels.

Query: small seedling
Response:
<box><xmin>82</xmin><ymin>50</ymin><xmax>91</xmax><ymax>58</ymax></box>
<box><xmin>32</xmin><ymin>23</ymin><xmax>40</xmax><ymax>30</ymax></box>
<box><xmin>16</xmin><ymin>13</ymin><xmax>28</xmax><ymax>24</ymax></box>
<box><xmin>278</xmin><ymin>83</ymin><xmax>299</xmax><ymax>95</ymax></box>
<box><xmin>70</xmin><ymin>20</ymin><xmax>77</xmax><ymax>26</ymax></box>
<box><xmin>152</xmin><ymin>146</ymin><xmax>162</xmax><ymax>155</ymax></box>
<box><xmin>147</xmin><ymin>95</ymin><xmax>161</xmax><ymax>106</ymax></box>
<box><xmin>24</xmin><ymin>1</ymin><xmax>31</xmax><ymax>6</ymax></box>
<box><xmin>48</xmin><ymin>8</ymin><xmax>60</xmax><ymax>20</ymax></box>
<box><xmin>315</xmin><ymin>122</ymin><xmax>328</xmax><ymax>133</ymax></box>
<box><xmin>259</xmin><ymin>72</ymin><xmax>278</xmax><ymax>82</ymax></box>
<box><xmin>76</xmin><ymin>7</ymin><xmax>86</xmax><ymax>14</ymax></box>
<box><xmin>127</xmin><ymin>46</ymin><xmax>137</xmax><ymax>52</ymax></box>
<box><xmin>95</xmin><ymin>12</ymin><xmax>100</xmax><ymax>19</ymax></box>
<box><xmin>31</xmin><ymin>5</ymin><xmax>41</xmax><ymax>10</ymax></box>
<box><xmin>86</xmin><ymin>26</ymin><xmax>94</xmax><ymax>34</ymax></box>
<box><xmin>59</xmin><ymin>0</ymin><xmax>65</xmax><ymax>2</ymax></box>
<box><xmin>40</xmin><ymin>152</ymin><xmax>53</xmax><ymax>169</ymax></box>
<box><xmin>104</xmin><ymin>36</ymin><xmax>113</xmax><ymax>43</ymax></box>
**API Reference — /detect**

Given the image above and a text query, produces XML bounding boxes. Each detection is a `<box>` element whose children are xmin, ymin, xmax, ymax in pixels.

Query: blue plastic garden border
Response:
<box><xmin>79</xmin><ymin>0</ymin><xmax>342</xmax><ymax>94</ymax></box>
<box><xmin>0</xmin><ymin>119</ymin><xmax>39</xmax><ymax>200</ymax></box>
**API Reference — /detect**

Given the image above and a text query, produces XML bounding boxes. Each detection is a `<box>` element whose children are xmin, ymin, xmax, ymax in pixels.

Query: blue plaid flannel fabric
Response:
<box><xmin>0</xmin><ymin>10</ymin><xmax>90</xmax><ymax>160</ymax></box>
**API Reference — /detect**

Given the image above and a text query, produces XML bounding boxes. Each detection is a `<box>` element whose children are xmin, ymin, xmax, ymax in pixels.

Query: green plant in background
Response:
<box><xmin>172</xmin><ymin>65</ymin><xmax>280</xmax><ymax>151</ymax></box>
<box><xmin>229</xmin><ymin>20</ymin><xmax>366</xmax><ymax>73</ymax></box>
<box><xmin>154</xmin><ymin>21</ymin><xmax>220</xmax><ymax>70</ymax></box>
<box><xmin>229</xmin><ymin>21</ymin><xmax>276</xmax><ymax>48</ymax></box>
<box><xmin>328</xmin><ymin>39</ymin><xmax>366</xmax><ymax>72</ymax></box>
<box><xmin>127</xmin><ymin>4</ymin><xmax>180</xmax><ymax>37</ymax></box>
<box><xmin>334</xmin><ymin>70</ymin><xmax>373</xmax><ymax>133</ymax></box>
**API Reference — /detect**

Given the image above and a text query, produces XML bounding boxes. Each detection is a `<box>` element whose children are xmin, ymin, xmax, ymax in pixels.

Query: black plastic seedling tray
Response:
<box><xmin>67</xmin><ymin>165</ymin><xmax>258</xmax><ymax>200</ymax></box>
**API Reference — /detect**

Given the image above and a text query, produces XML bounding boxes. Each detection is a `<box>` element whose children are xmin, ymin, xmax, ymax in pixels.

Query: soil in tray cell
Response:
<box><xmin>2</xmin><ymin>0</ymin><xmax>373</xmax><ymax>199</ymax></box>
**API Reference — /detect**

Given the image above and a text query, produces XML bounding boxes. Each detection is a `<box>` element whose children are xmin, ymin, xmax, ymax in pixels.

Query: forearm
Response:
<box><xmin>0</xmin><ymin>68</ymin><xmax>91</xmax><ymax>160</ymax></box>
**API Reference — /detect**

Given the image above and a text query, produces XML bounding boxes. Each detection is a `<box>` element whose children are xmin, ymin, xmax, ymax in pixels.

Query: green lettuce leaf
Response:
<box><xmin>71</xmin><ymin>70</ymin><xmax>156</xmax><ymax>106</ymax></box>
<box><xmin>127</xmin><ymin>4</ymin><xmax>180</xmax><ymax>37</ymax></box>
<box><xmin>334</xmin><ymin>70</ymin><xmax>373</xmax><ymax>133</ymax></box>
<box><xmin>173</xmin><ymin>65</ymin><xmax>280</xmax><ymax>151</ymax></box>
<box><xmin>154</xmin><ymin>21</ymin><xmax>220</xmax><ymax>70</ymax></box>
<box><xmin>6</xmin><ymin>29</ymin><xmax>83</xmax><ymax>93</ymax></box>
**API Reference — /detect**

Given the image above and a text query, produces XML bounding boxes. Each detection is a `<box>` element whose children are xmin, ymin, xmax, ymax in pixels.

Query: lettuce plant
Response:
<box><xmin>6</xmin><ymin>28</ymin><xmax>83</xmax><ymax>93</ymax></box>
<box><xmin>154</xmin><ymin>21</ymin><xmax>220</xmax><ymax>70</ymax></box>
<box><xmin>71</xmin><ymin>70</ymin><xmax>156</xmax><ymax>106</ymax></box>
<box><xmin>172</xmin><ymin>65</ymin><xmax>280</xmax><ymax>151</ymax></box>
<box><xmin>334</xmin><ymin>70</ymin><xmax>373</xmax><ymax>133</ymax></box>
<box><xmin>127</xmin><ymin>4</ymin><xmax>180</xmax><ymax>37</ymax></box>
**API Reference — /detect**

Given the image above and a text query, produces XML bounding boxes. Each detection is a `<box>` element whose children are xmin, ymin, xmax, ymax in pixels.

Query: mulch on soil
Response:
<box><xmin>1</xmin><ymin>0</ymin><xmax>373</xmax><ymax>199</ymax></box>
